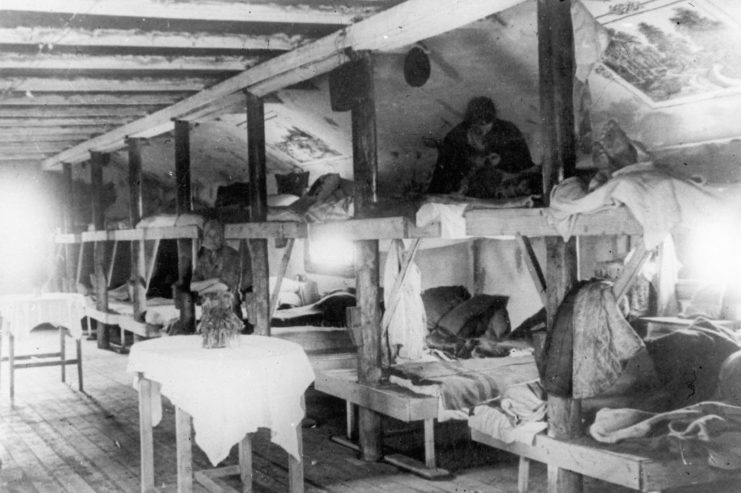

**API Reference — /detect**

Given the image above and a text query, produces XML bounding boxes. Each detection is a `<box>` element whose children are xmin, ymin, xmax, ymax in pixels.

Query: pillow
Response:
<box><xmin>275</xmin><ymin>171</ymin><xmax>310</xmax><ymax>197</ymax></box>
<box><xmin>437</xmin><ymin>294</ymin><xmax>511</xmax><ymax>339</ymax></box>
<box><xmin>421</xmin><ymin>286</ymin><xmax>471</xmax><ymax>331</ymax></box>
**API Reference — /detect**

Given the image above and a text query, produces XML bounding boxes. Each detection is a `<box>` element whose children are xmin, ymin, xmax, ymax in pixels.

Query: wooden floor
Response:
<box><xmin>1</xmin><ymin>328</ymin><xmax>740</xmax><ymax>493</ymax></box>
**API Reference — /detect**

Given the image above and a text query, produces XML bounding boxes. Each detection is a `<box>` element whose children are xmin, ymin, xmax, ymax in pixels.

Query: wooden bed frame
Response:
<box><xmin>471</xmin><ymin>428</ymin><xmax>741</xmax><ymax>493</ymax></box>
<box><xmin>315</xmin><ymin>367</ymin><xmax>449</xmax><ymax>479</ymax></box>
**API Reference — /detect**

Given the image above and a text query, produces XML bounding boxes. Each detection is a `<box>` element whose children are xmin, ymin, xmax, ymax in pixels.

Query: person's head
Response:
<box><xmin>464</xmin><ymin>97</ymin><xmax>497</xmax><ymax>140</ymax></box>
<box><xmin>202</xmin><ymin>219</ymin><xmax>225</xmax><ymax>250</ymax></box>
<box><xmin>464</xmin><ymin>97</ymin><xmax>497</xmax><ymax>126</ymax></box>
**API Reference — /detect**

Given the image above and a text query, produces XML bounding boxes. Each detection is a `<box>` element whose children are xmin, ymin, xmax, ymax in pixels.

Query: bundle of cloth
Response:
<box><xmin>557</xmin><ymin>290</ymin><xmax>741</xmax><ymax>469</ymax></box>
<box><xmin>420</xmin><ymin>285</ymin><xmax>536</xmax><ymax>360</ymax></box>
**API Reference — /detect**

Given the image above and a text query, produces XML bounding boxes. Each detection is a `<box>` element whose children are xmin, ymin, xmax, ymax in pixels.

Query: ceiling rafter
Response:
<box><xmin>0</xmin><ymin>92</ymin><xmax>193</xmax><ymax>106</ymax></box>
<box><xmin>1</xmin><ymin>76</ymin><xmax>219</xmax><ymax>93</ymax></box>
<box><xmin>42</xmin><ymin>0</ymin><xmax>522</xmax><ymax>169</ymax></box>
<box><xmin>0</xmin><ymin>53</ymin><xmax>263</xmax><ymax>73</ymax></box>
<box><xmin>0</xmin><ymin>26</ymin><xmax>306</xmax><ymax>53</ymax></box>
<box><xmin>0</xmin><ymin>106</ymin><xmax>163</xmax><ymax>118</ymax></box>
<box><xmin>0</xmin><ymin>0</ymin><xmax>386</xmax><ymax>25</ymax></box>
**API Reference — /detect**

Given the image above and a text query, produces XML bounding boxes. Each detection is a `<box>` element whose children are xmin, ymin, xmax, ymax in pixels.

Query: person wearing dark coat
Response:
<box><xmin>427</xmin><ymin>96</ymin><xmax>536</xmax><ymax>198</ymax></box>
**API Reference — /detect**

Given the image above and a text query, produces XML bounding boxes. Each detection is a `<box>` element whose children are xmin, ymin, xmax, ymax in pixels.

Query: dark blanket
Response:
<box><xmin>645</xmin><ymin>318</ymin><xmax>741</xmax><ymax>410</ymax></box>
<box><xmin>390</xmin><ymin>355</ymin><xmax>538</xmax><ymax>410</ymax></box>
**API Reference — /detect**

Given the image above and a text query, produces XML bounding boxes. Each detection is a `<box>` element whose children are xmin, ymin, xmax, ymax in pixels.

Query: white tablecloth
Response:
<box><xmin>127</xmin><ymin>335</ymin><xmax>315</xmax><ymax>465</ymax></box>
<box><xmin>0</xmin><ymin>293</ymin><xmax>86</xmax><ymax>340</ymax></box>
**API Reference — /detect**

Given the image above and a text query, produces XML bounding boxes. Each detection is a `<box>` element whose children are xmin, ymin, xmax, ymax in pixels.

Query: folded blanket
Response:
<box><xmin>390</xmin><ymin>355</ymin><xmax>538</xmax><ymax>410</ymax></box>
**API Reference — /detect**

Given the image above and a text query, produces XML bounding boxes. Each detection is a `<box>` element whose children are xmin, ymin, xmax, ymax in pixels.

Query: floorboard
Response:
<box><xmin>2</xmin><ymin>327</ymin><xmax>740</xmax><ymax>493</ymax></box>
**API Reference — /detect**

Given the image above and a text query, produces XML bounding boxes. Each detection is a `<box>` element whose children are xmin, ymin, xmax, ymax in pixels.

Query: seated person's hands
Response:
<box><xmin>190</xmin><ymin>278</ymin><xmax>229</xmax><ymax>296</ymax></box>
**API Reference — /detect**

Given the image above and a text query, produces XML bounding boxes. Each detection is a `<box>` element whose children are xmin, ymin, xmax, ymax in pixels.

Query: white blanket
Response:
<box><xmin>548</xmin><ymin>163</ymin><xmax>741</xmax><ymax>249</ymax></box>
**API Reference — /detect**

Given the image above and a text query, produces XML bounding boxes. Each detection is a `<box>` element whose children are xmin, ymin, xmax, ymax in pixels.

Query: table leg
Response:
<box><xmin>9</xmin><ymin>332</ymin><xmax>15</xmax><ymax>401</ymax></box>
<box><xmin>60</xmin><ymin>326</ymin><xmax>66</xmax><ymax>383</ymax></box>
<box><xmin>238</xmin><ymin>434</ymin><xmax>253</xmax><ymax>493</ymax></box>
<box><xmin>76</xmin><ymin>339</ymin><xmax>83</xmax><ymax>392</ymax></box>
<box><xmin>289</xmin><ymin>396</ymin><xmax>305</xmax><ymax>493</ymax></box>
<box><xmin>176</xmin><ymin>407</ymin><xmax>194</xmax><ymax>493</ymax></box>
<box><xmin>138</xmin><ymin>374</ymin><xmax>155</xmax><ymax>493</ymax></box>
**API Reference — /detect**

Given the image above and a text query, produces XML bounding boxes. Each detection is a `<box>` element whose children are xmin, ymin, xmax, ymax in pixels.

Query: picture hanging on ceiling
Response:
<box><xmin>594</xmin><ymin>0</ymin><xmax>741</xmax><ymax>107</ymax></box>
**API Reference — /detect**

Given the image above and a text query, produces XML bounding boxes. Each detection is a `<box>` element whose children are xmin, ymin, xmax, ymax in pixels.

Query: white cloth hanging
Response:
<box><xmin>382</xmin><ymin>240</ymin><xmax>427</xmax><ymax>362</ymax></box>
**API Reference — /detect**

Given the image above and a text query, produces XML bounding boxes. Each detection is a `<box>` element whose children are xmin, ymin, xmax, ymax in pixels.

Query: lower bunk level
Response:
<box><xmin>471</xmin><ymin>424</ymin><xmax>741</xmax><ymax>492</ymax></box>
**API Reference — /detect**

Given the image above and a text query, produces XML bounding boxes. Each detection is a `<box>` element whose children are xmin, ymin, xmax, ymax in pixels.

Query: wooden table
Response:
<box><xmin>128</xmin><ymin>335</ymin><xmax>315</xmax><ymax>493</ymax></box>
<box><xmin>0</xmin><ymin>292</ymin><xmax>85</xmax><ymax>399</ymax></box>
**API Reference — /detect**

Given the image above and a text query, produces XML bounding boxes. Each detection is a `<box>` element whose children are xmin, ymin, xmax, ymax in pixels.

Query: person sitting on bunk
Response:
<box><xmin>426</xmin><ymin>96</ymin><xmax>538</xmax><ymax>198</ymax></box>
<box><xmin>588</xmin><ymin>119</ymin><xmax>651</xmax><ymax>191</ymax></box>
<box><xmin>190</xmin><ymin>218</ymin><xmax>249</xmax><ymax>320</ymax></box>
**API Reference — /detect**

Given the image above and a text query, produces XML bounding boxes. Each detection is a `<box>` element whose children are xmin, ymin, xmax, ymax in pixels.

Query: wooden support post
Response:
<box><xmin>538</xmin><ymin>0</ymin><xmax>576</xmax><ymax>201</ymax></box>
<box><xmin>539</xmin><ymin>0</ymin><xmax>580</xmax><ymax>491</ymax></box>
<box><xmin>423</xmin><ymin>419</ymin><xmax>436</xmax><ymax>469</ymax></box>
<box><xmin>613</xmin><ymin>242</ymin><xmax>650</xmax><ymax>301</ymax></box>
<box><xmin>545</xmin><ymin>236</ymin><xmax>581</xmax><ymax>493</ymax></box>
<box><xmin>174</xmin><ymin>119</ymin><xmax>196</xmax><ymax>333</ymax></box>
<box><xmin>246</xmin><ymin>91</ymin><xmax>270</xmax><ymax>336</ymax></box>
<box><xmin>472</xmin><ymin>239</ymin><xmax>485</xmax><ymax>295</ymax></box>
<box><xmin>269</xmin><ymin>238</ymin><xmax>295</xmax><ymax>319</ymax></box>
<box><xmin>91</xmin><ymin>151</ymin><xmax>110</xmax><ymax>349</ymax></box>
<box><xmin>517</xmin><ymin>234</ymin><xmax>548</xmax><ymax>307</ymax></box>
<box><xmin>518</xmin><ymin>456</ymin><xmax>531</xmax><ymax>493</ymax></box>
<box><xmin>175</xmin><ymin>407</ymin><xmax>194</xmax><ymax>493</ymax></box>
<box><xmin>128</xmin><ymin>137</ymin><xmax>147</xmax><ymax>323</ymax></box>
<box><xmin>62</xmin><ymin>162</ymin><xmax>76</xmax><ymax>292</ymax></box>
<box><xmin>349</xmin><ymin>52</ymin><xmax>383</xmax><ymax>462</ymax></box>
<box><xmin>138</xmin><ymin>375</ymin><xmax>155</xmax><ymax>493</ymax></box>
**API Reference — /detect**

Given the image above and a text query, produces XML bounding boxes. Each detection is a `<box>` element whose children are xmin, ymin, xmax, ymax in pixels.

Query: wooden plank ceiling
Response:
<box><xmin>0</xmin><ymin>0</ymin><xmax>395</xmax><ymax>167</ymax></box>
<box><xmin>0</xmin><ymin>0</ymin><xmax>523</xmax><ymax>170</ymax></box>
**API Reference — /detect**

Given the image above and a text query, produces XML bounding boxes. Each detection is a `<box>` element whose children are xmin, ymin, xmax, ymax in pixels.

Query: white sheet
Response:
<box><xmin>548</xmin><ymin>163</ymin><xmax>741</xmax><ymax>249</ymax></box>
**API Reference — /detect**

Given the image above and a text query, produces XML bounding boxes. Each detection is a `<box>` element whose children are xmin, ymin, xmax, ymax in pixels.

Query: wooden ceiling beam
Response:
<box><xmin>0</xmin><ymin>26</ymin><xmax>305</xmax><ymax>53</ymax></box>
<box><xmin>4</xmin><ymin>127</ymin><xmax>110</xmax><ymax>137</ymax></box>
<box><xmin>0</xmin><ymin>92</ymin><xmax>192</xmax><ymax>106</ymax></box>
<box><xmin>0</xmin><ymin>77</ymin><xmax>217</xmax><ymax>93</ymax></box>
<box><xmin>0</xmin><ymin>153</ymin><xmax>54</xmax><ymax>161</ymax></box>
<box><xmin>0</xmin><ymin>53</ymin><xmax>261</xmax><ymax>73</ymax></box>
<box><xmin>0</xmin><ymin>160</ymin><xmax>42</xmax><ymax>167</ymax></box>
<box><xmin>0</xmin><ymin>0</ymin><xmax>383</xmax><ymax>25</ymax></box>
<box><xmin>0</xmin><ymin>106</ymin><xmax>162</xmax><ymax>118</ymax></box>
<box><xmin>0</xmin><ymin>118</ymin><xmax>134</xmax><ymax>128</ymax></box>
<box><xmin>0</xmin><ymin>142</ymin><xmax>77</xmax><ymax>153</ymax></box>
<box><xmin>0</xmin><ymin>134</ymin><xmax>89</xmax><ymax>143</ymax></box>
<box><xmin>42</xmin><ymin>0</ymin><xmax>522</xmax><ymax>168</ymax></box>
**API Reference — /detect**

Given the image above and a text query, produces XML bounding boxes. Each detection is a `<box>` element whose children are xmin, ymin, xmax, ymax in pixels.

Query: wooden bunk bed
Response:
<box><xmin>55</xmin><ymin>222</ymin><xmax>202</xmax><ymax>353</ymax></box>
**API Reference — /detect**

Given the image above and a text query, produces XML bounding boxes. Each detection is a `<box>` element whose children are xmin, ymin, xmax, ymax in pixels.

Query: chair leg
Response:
<box><xmin>76</xmin><ymin>339</ymin><xmax>83</xmax><ymax>392</ymax></box>
<box><xmin>9</xmin><ymin>333</ymin><xmax>15</xmax><ymax>401</ymax></box>
<box><xmin>60</xmin><ymin>326</ymin><xmax>66</xmax><ymax>383</ymax></box>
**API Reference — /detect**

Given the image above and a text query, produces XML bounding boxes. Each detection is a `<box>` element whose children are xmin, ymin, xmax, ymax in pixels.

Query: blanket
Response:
<box><xmin>389</xmin><ymin>355</ymin><xmax>538</xmax><ymax>411</ymax></box>
<box><xmin>548</xmin><ymin>162</ymin><xmax>741</xmax><ymax>249</ymax></box>
<box><xmin>590</xmin><ymin>401</ymin><xmax>741</xmax><ymax>470</ymax></box>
